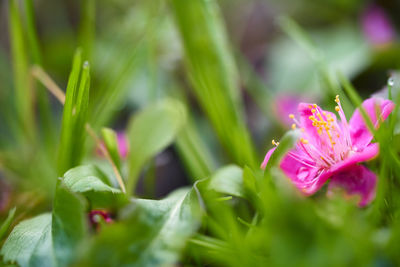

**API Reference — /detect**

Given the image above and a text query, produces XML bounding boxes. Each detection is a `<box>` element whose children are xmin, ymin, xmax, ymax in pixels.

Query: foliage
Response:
<box><xmin>1</xmin><ymin>0</ymin><xmax>400</xmax><ymax>266</ymax></box>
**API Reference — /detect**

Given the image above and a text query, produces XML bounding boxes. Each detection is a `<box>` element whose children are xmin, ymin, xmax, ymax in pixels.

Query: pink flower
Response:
<box><xmin>117</xmin><ymin>132</ymin><xmax>129</xmax><ymax>158</ymax></box>
<box><xmin>361</xmin><ymin>4</ymin><xmax>395</xmax><ymax>47</ymax></box>
<box><xmin>262</xmin><ymin>96</ymin><xmax>394</xmax><ymax>206</ymax></box>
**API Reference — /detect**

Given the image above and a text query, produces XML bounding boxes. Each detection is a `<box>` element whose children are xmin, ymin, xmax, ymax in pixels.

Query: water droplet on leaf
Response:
<box><xmin>388</xmin><ymin>77</ymin><xmax>394</xmax><ymax>87</ymax></box>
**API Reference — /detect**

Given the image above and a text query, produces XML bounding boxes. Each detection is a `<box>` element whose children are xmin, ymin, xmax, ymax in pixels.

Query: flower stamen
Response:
<box><xmin>272</xmin><ymin>139</ymin><xmax>280</xmax><ymax>146</ymax></box>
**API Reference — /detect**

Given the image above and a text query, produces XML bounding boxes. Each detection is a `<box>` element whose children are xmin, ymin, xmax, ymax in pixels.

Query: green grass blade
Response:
<box><xmin>170</xmin><ymin>0</ymin><xmax>257</xmax><ymax>167</ymax></box>
<box><xmin>175</xmin><ymin>118</ymin><xmax>216</xmax><ymax>181</ymax></box>
<box><xmin>78</xmin><ymin>0</ymin><xmax>95</xmax><ymax>60</ymax></box>
<box><xmin>57</xmin><ymin>51</ymin><xmax>90</xmax><ymax>175</ymax></box>
<box><xmin>9</xmin><ymin>0</ymin><xmax>35</xmax><ymax>142</ymax></box>
<box><xmin>0</xmin><ymin>207</ymin><xmax>16</xmax><ymax>240</ymax></box>
<box><xmin>23</xmin><ymin>0</ymin><xmax>55</xmax><ymax>150</ymax></box>
<box><xmin>23</xmin><ymin>0</ymin><xmax>41</xmax><ymax>65</ymax></box>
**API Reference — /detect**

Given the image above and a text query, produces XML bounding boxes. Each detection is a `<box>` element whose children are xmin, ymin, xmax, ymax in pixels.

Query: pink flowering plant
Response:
<box><xmin>262</xmin><ymin>95</ymin><xmax>394</xmax><ymax>206</ymax></box>
<box><xmin>3</xmin><ymin>1</ymin><xmax>400</xmax><ymax>266</ymax></box>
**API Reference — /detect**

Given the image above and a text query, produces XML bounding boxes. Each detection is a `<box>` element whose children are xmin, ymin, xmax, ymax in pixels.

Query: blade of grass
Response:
<box><xmin>23</xmin><ymin>0</ymin><xmax>55</xmax><ymax>149</ymax></box>
<box><xmin>175</xmin><ymin>118</ymin><xmax>216</xmax><ymax>181</ymax></box>
<box><xmin>57</xmin><ymin>50</ymin><xmax>89</xmax><ymax>175</ymax></box>
<box><xmin>32</xmin><ymin>64</ymin><xmax>126</xmax><ymax>193</ymax></box>
<box><xmin>0</xmin><ymin>208</ymin><xmax>16</xmax><ymax>240</ymax></box>
<box><xmin>9</xmin><ymin>0</ymin><xmax>35</xmax><ymax>142</ymax></box>
<box><xmin>78</xmin><ymin>0</ymin><xmax>95</xmax><ymax>60</ymax></box>
<box><xmin>170</xmin><ymin>0</ymin><xmax>257</xmax><ymax>167</ymax></box>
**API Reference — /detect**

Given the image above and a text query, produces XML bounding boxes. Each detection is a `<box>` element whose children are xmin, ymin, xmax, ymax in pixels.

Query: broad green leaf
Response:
<box><xmin>52</xmin><ymin>181</ymin><xmax>87</xmax><ymax>266</ymax></box>
<box><xmin>170</xmin><ymin>0</ymin><xmax>256</xmax><ymax>167</ymax></box>
<box><xmin>62</xmin><ymin>165</ymin><xmax>125</xmax><ymax>208</ymax></box>
<box><xmin>2</xmin><ymin>182</ymin><xmax>87</xmax><ymax>267</ymax></box>
<box><xmin>1</xmin><ymin>214</ymin><xmax>55</xmax><ymax>267</ymax></box>
<box><xmin>208</xmin><ymin>165</ymin><xmax>244</xmax><ymax>198</ymax></box>
<box><xmin>0</xmin><ymin>208</ymin><xmax>16</xmax><ymax>240</ymax></box>
<box><xmin>81</xmin><ymin>188</ymin><xmax>201</xmax><ymax>266</ymax></box>
<box><xmin>127</xmin><ymin>98</ymin><xmax>186</xmax><ymax>195</ymax></box>
<box><xmin>63</xmin><ymin>165</ymin><xmax>120</xmax><ymax>194</ymax></box>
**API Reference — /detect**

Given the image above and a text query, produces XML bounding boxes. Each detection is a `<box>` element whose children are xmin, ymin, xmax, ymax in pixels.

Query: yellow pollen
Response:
<box><xmin>311</xmin><ymin>109</ymin><xmax>316</xmax><ymax>113</ymax></box>
<box><xmin>335</xmin><ymin>106</ymin><xmax>340</xmax><ymax>112</ymax></box>
<box><xmin>291</xmin><ymin>123</ymin><xmax>296</xmax><ymax>130</ymax></box>
<box><xmin>300</xmin><ymin>138</ymin><xmax>309</xmax><ymax>144</ymax></box>
<box><xmin>309</xmin><ymin>115</ymin><xmax>315</xmax><ymax>120</ymax></box>
<box><xmin>313</xmin><ymin>104</ymin><xmax>317</xmax><ymax>108</ymax></box>
<box><xmin>272</xmin><ymin>139</ymin><xmax>279</xmax><ymax>146</ymax></box>
<box><xmin>289</xmin><ymin>114</ymin><xmax>294</xmax><ymax>119</ymax></box>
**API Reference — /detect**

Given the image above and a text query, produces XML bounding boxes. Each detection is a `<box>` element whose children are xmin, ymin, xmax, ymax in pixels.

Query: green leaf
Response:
<box><xmin>52</xmin><ymin>181</ymin><xmax>87</xmax><ymax>266</ymax></box>
<box><xmin>1</xmin><ymin>182</ymin><xmax>87</xmax><ymax>267</ymax></box>
<box><xmin>62</xmin><ymin>165</ymin><xmax>125</xmax><ymax>208</ymax></box>
<box><xmin>127</xmin><ymin>98</ymin><xmax>186</xmax><ymax>195</ymax></box>
<box><xmin>57</xmin><ymin>50</ymin><xmax>90</xmax><ymax>175</ymax></box>
<box><xmin>63</xmin><ymin>165</ymin><xmax>120</xmax><ymax>194</ymax></box>
<box><xmin>208</xmin><ymin>165</ymin><xmax>244</xmax><ymax>198</ymax></box>
<box><xmin>1</xmin><ymin>214</ymin><xmax>55</xmax><ymax>267</ymax></box>
<box><xmin>81</xmin><ymin>188</ymin><xmax>201</xmax><ymax>266</ymax></box>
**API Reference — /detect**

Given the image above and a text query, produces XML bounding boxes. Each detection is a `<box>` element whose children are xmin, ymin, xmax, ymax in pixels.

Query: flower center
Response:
<box><xmin>286</xmin><ymin>95</ymin><xmax>354</xmax><ymax>169</ymax></box>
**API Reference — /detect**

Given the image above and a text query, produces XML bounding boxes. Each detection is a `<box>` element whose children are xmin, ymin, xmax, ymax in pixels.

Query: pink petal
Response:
<box><xmin>328</xmin><ymin>165</ymin><xmax>377</xmax><ymax>207</ymax></box>
<box><xmin>261</xmin><ymin>147</ymin><xmax>277</xmax><ymax>169</ymax></box>
<box><xmin>280</xmin><ymin>150</ymin><xmax>326</xmax><ymax>195</ymax></box>
<box><xmin>280</xmin><ymin>143</ymin><xmax>379</xmax><ymax>196</ymax></box>
<box><xmin>328</xmin><ymin>143</ymin><xmax>379</xmax><ymax>174</ymax></box>
<box><xmin>349</xmin><ymin>97</ymin><xmax>394</xmax><ymax>150</ymax></box>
